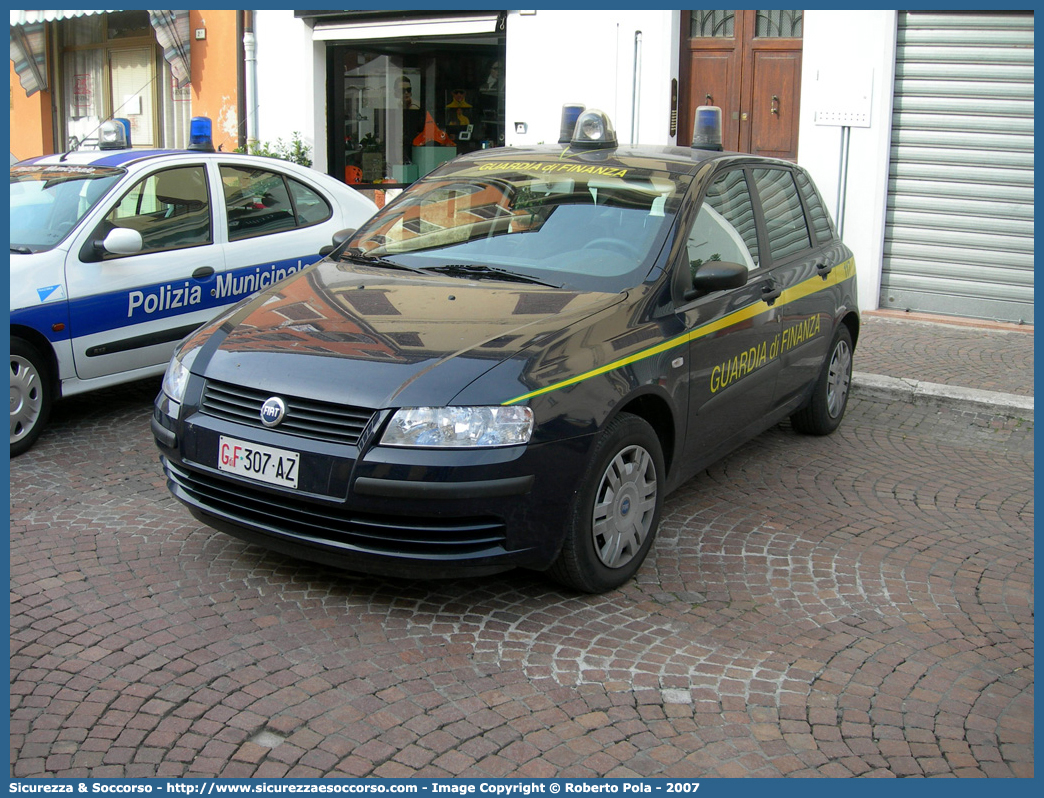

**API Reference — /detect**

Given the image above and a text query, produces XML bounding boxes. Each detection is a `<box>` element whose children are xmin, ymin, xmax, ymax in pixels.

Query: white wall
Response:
<box><xmin>505</xmin><ymin>10</ymin><xmax>678</xmax><ymax>147</ymax></box>
<box><xmin>798</xmin><ymin>10</ymin><xmax>897</xmax><ymax>313</ymax></box>
<box><xmin>253</xmin><ymin>11</ymin><xmax>329</xmax><ymax>171</ymax></box>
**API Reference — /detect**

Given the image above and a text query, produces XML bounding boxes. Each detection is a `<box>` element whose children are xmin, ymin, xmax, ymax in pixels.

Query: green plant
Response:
<box><xmin>235</xmin><ymin>131</ymin><xmax>313</xmax><ymax>167</ymax></box>
<box><xmin>277</xmin><ymin>132</ymin><xmax>312</xmax><ymax>167</ymax></box>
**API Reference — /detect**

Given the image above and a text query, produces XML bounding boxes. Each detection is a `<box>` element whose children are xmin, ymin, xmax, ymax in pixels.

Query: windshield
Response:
<box><xmin>10</xmin><ymin>165</ymin><xmax>123</xmax><ymax>252</ymax></box>
<box><xmin>341</xmin><ymin>157</ymin><xmax>691</xmax><ymax>293</ymax></box>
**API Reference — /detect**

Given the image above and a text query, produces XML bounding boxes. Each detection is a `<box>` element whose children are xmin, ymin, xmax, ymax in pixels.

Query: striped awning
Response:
<box><xmin>10</xmin><ymin>19</ymin><xmax>48</xmax><ymax>95</ymax></box>
<box><xmin>10</xmin><ymin>9</ymin><xmax>190</xmax><ymax>95</ymax></box>
<box><xmin>10</xmin><ymin>10</ymin><xmax>113</xmax><ymax>25</ymax></box>
<box><xmin>148</xmin><ymin>10</ymin><xmax>190</xmax><ymax>87</ymax></box>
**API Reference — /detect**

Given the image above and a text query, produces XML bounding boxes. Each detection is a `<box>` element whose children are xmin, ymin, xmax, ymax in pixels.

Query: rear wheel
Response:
<box><xmin>10</xmin><ymin>338</ymin><xmax>53</xmax><ymax>456</ymax></box>
<box><xmin>791</xmin><ymin>324</ymin><xmax>853</xmax><ymax>435</ymax></box>
<box><xmin>549</xmin><ymin>413</ymin><xmax>664</xmax><ymax>593</ymax></box>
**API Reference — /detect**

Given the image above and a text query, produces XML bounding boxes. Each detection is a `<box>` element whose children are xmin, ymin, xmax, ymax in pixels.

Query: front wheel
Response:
<box><xmin>791</xmin><ymin>324</ymin><xmax>853</xmax><ymax>435</ymax></box>
<box><xmin>10</xmin><ymin>338</ymin><xmax>53</xmax><ymax>456</ymax></box>
<box><xmin>548</xmin><ymin>413</ymin><xmax>664</xmax><ymax>593</ymax></box>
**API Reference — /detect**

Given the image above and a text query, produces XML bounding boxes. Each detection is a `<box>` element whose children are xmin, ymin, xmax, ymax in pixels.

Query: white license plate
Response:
<box><xmin>218</xmin><ymin>435</ymin><xmax>300</xmax><ymax>489</ymax></box>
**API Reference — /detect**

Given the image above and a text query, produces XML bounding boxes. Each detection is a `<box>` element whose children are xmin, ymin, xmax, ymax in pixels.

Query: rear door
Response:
<box><xmin>215</xmin><ymin>161</ymin><xmax>336</xmax><ymax>300</ymax></box>
<box><xmin>64</xmin><ymin>162</ymin><xmax>226</xmax><ymax>381</ymax></box>
<box><xmin>749</xmin><ymin>165</ymin><xmax>838</xmax><ymax>410</ymax></box>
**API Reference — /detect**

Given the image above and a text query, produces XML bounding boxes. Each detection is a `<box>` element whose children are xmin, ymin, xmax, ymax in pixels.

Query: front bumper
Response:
<box><xmin>154</xmin><ymin>396</ymin><xmax>594</xmax><ymax>579</ymax></box>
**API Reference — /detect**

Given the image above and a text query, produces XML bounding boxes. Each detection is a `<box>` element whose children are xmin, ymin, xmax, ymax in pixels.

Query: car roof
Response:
<box><xmin>17</xmin><ymin>149</ymin><xmax>313</xmax><ymax>172</ymax></box>
<box><xmin>20</xmin><ymin>149</ymin><xmax>187</xmax><ymax>169</ymax></box>
<box><xmin>17</xmin><ymin>144</ymin><xmax>801</xmax><ymax>185</ymax></box>
<box><xmin>451</xmin><ymin>143</ymin><xmax>797</xmax><ymax>179</ymax></box>
<box><xmin>13</xmin><ymin>147</ymin><xmax>376</xmax><ymax>216</ymax></box>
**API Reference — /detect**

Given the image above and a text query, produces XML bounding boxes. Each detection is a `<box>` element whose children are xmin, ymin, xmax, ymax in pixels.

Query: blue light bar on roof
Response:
<box><xmin>187</xmin><ymin>117</ymin><xmax>215</xmax><ymax>152</ymax></box>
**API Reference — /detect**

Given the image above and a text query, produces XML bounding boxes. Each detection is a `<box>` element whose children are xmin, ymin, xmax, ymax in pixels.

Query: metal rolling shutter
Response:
<box><xmin>882</xmin><ymin>12</ymin><xmax>1034</xmax><ymax>324</ymax></box>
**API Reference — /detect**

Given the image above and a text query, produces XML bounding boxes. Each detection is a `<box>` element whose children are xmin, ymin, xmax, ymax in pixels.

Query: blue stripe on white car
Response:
<box><xmin>14</xmin><ymin>256</ymin><xmax>317</xmax><ymax>342</ymax></box>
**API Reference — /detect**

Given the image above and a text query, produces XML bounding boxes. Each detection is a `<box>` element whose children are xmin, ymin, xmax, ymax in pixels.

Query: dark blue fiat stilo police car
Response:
<box><xmin>154</xmin><ymin>107</ymin><xmax>858</xmax><ymax>593</ymax></box>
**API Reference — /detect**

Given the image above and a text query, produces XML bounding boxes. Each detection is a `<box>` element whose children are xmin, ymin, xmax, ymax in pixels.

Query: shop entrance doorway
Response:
<box><xmin>328</xmin><ymin>41</ymin><xmax>505</xmax><ymax>191</ymax></box>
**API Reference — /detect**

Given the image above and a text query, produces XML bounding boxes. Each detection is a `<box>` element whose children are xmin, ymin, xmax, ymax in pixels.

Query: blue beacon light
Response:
<box><xmin>187</xmin><ymin>116</ymin><xmax>215</xmax><ymax>152</ymax></box>
<box><xmin>558</xmin><ymin>104</ymin><xmax>586</xmax><ymax>145</ymax></box>
<box><xmin>691</xmin><ymin>106</ymin><xmax>723</xmax><ymax>152</ymax></box>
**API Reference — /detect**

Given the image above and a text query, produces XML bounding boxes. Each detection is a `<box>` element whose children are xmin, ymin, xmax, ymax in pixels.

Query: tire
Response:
<box><xmin>549</xmin><ymin>413</ymin><xmax>664</xmax><ymax>593</ymax></box>
<box><xmin>791</xmin><ymin>324</ymin><xmax>853</xmax><ymax>436</ymax></box>
<box><xmin>10</xmin><ymin>337</ymin><xmax>53</xmax><ymax>457</ymax></box>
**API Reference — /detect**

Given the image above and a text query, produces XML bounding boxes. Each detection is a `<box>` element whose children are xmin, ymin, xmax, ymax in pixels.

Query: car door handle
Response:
<box><xmin>816</xmin><ymin>262</ymin><xmax>834</xmax><ymax>279</ymax></box>
<box><xmin>192</xmin><ymin>266</ymin><xmax>215</xmax><ymax>280</ymax></box>
<box><xmin>761</xmin><ymin>281</ymin><xmax>782</xmax><ymax>305</ymax></box>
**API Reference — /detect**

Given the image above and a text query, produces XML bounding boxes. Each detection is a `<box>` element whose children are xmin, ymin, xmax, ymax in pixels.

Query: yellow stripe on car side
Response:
<box><xmin>503</xmin><ymin>258</ymin><xmax>855</xmax><ymax>406</ymax></box>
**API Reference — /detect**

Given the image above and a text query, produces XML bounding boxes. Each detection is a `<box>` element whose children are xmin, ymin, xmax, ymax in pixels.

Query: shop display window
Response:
<box><xmin>331</xmin><ymin>45</ymin><xmax>505</xmax><ymax>191</ymax></box>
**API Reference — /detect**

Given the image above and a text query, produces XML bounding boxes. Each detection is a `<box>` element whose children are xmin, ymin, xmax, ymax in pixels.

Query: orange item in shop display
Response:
<box><xmin>413</xmin><ymin>112</ymin><xmax>455</xmax><ymax>146</ymax></box>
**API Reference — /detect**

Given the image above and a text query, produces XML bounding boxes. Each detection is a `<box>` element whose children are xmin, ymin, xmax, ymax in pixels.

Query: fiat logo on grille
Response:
<box><xmin>260</xmin><ymin>397</ymin><xmax>287</xmax><ymax>428</ymax></box>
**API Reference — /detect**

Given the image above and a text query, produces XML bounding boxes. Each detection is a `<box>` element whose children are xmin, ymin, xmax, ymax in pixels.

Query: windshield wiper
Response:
<box><xmin>339</xmin><ymin>252</ymin><xmax>428</xmax><ymax>275</ymax></box>
<box><xmin>427</xmin><ymin>264</ymin><xmax>561</xmax><ymax>288</ymax></box>
<box><xmin>11</xmin><ymin>245</ymin><xmax>33</xmax><ymax>254</ymax></box>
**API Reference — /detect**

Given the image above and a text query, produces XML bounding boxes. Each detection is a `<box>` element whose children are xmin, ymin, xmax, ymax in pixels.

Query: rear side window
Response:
<box><xmin>105</xmin><ymin>165</ymin><xmax>212</xmax><ymax>254</ymax></box>
<box><xmin>794</xmin><ymin>169</ymin><xmax>835</xmax><ymax>244</ymax></box>
<box><xmin>221</xmin><ymin>166</ymin><xmax>333</xmax><ymax>240</ymax></box>
<box><xmin>752</xmin><ymin>168</ymin><xmax>811</xmax><ymax>262</ymax></box>
<box><xmin>221</xmin><ymin>166</ymin><xmax>297</xmax><ymax>240</ymax></box>
<box><xmin>288</xmin><ymin>179</ymin><xmax>333</xmax><ymax>226</ymax></box>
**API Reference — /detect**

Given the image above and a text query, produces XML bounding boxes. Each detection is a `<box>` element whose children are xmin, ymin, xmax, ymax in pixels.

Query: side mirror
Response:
<box><xmin>101</xmin><ymin>227</ymin><xmax>144</xmax><ymax>256</ymax></box>
<box><xmin>683</xmin><ymin>260</ymin><xmax>748</xmax><ymax>301</ymax></box>
<box><xmin>319</xmin><ymin>228</ymin><xmax>356</xmax><ymax>257</ymax></box>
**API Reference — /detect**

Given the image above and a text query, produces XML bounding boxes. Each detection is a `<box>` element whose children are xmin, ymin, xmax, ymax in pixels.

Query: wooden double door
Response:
<box><xmin>679</xmin><ymin>10</ymin><xmax>803</xmax><ymax>161</ymax></box>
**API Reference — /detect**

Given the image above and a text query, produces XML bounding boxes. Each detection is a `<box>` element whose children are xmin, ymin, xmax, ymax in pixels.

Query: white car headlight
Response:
<box><xmin>161</xmin><ymin>351</ymin><xmax>193</xmax><ymax>403</ymax></box>
<box><xmin>381</xmin><ymin>406</ymin><xmax>534</xmax><ymax>448</ymax></box>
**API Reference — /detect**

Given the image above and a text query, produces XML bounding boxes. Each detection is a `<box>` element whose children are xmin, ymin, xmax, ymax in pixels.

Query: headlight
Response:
<box><xmin>161</xmin><ymin>350</ymin><xmax>193</xmax><ymax>403</ymax></box>
<box><xmin>381</xmin><ymin>406</ymin><xmax>534</xmax><ymax>448</ymax></box>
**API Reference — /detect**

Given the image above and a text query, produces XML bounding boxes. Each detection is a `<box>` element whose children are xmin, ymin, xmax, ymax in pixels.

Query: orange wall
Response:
<box><xmin>9</xmin><ymin>11</ymin><xmax>240</xmax><ymax>157</ymax></box>
<box><xmin>190</xmin><ymin>10</ymin><xmax>241</xmax><ymax>151</ymax></box>
<box><xmin>9</xmin><ymin>61</ymin><xmax>54</xmax><ymax>159</ymax></box>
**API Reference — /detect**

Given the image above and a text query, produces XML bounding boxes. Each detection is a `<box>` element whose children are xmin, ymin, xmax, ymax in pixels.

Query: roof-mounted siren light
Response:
<box><xmin>570</xmin><ymin>109</ymin><xmax>618</xmax><ymax>150</ymax></box>
<box><xmin>187</xmin><ymin>116</ymin><xmax>216</xmax><ymax>152</ymax></box>
<box><xmin>558</xmin><ymin>104</ymin><xmax>586</xmax><ymax>144</ymax></box>
<box><xmin>691</xmin><ymin>105</ymin><xmax>723</xmax><ymax>152</ymax></box>
<box><xmin>98</xmin><ymin>118</ymin><xmax>131</xmax><ymax>150</ymax></box>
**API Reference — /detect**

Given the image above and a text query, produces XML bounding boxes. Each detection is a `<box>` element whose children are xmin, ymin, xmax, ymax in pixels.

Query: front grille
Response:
<box><xmin>201</xmin><ymin>379</ymin><xmax>375</xmax><ymax>445</ymax></box>
<box><xmin>166</xmin><ymin>460</ymin><xmax>508</xmax><ymax>556</ymax></box>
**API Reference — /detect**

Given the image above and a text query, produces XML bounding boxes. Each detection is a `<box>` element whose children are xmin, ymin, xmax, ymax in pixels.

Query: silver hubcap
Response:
<box><xmin>10</xmin><ymin>354</ymin><xmax>43</xmax><ymax>445</ymax></box>
<box><xmin>592</xmin><ymin>444</ymin><xmax>658</xmax><ymax>569</ymax></box>
<box><xmin>826</xmin><ymin>339</ymin><xmax>852</xmax><ymax>419</ymax></box>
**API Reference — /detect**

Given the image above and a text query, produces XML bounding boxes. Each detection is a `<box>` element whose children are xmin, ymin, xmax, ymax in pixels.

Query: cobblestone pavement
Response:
<box><xmin>857</xmin><ymin>313</ymin><xmax>1034</xmax><ymax>397</ymax></box>
<box><xmin>10</xmin><ymin>376</ymin><xmax>1033</xmax><ymax>779</ymax></box>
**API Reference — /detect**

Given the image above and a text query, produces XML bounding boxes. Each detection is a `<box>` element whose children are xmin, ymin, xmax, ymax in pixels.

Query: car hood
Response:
<box><xmin>189</xmin><ymin>260</ymin><xmax>626</xmax><ymax>409</ymax></box>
